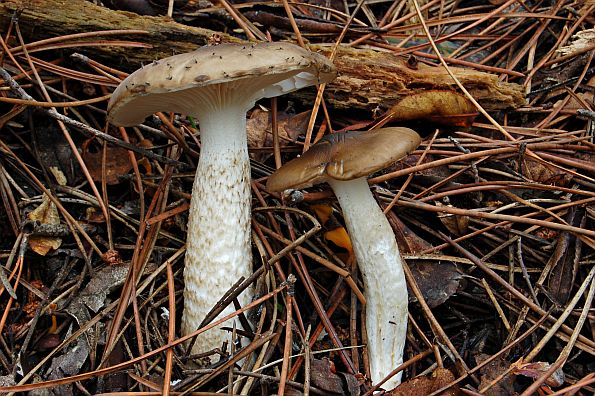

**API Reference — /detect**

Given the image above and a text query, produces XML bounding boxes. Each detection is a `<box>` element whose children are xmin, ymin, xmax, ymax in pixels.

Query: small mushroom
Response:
<box><xmin>267</xmin><ymin>127</ymin><xmax>421</xmax><ymax>390</ymax></box>
<box><xmin>107</xmin><ymin>42</ymin><xmax>336</xmax><ymax>356</ymax></box>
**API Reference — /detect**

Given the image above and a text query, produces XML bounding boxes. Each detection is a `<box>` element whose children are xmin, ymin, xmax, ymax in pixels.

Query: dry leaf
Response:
<box><xmin>388</xmin><ymin>213</ymin><xmax>462</xmax><ymax>307</ymax></box>
<box><xmin>547</xmin><ymin>207</ymin><xmax>585</xmax><ymax>304</ymax></box>
<box><xmin>28</xmin><ymin>196</ymin><xmax>61</xmax><ymax>256</ymax></box>
<box><xmin>388</xmin><ymin>367</ymin><xmax>461</xmax><ymax>395</ymax></box>
<box><xmin>311</xmin><ymin>204</ymin><xmax>353</xmax><ymax>260</ymax></box>
<box><xmin>435</xmin><ymin>202</ymin><xmax>469</xmax><ymax>236</ymax></box>
<box><xmin>388</xmin><ymin>211</ymin><xmax>433</xmax><ymax>253</ymax></box>
<box><xmin>438</xmin><ymin>213</ymin><xmax>469</xmax><ymax>236</ymax></box>
<box><xmin>47</xmin><ymin>326</ymin><xmax>90</xmax><ymax>396</ymax></box>
<box><xmin>511</xmin><ymin>361</ymin><xmax>565</xmax><ymax>387</ymax></box>
<box><xmin>516</xmin><ymin>157</ymin><xmax>572</xmax><ymax>186</ymax></box>
<box><xmin>552</xmin><ymin>92</ymin><xmax>593</xmax><ymax>111</ymax></box>
<box><xmin>385</xmin><ymin>90</ymin><xmax>477</xmax><ymax>127</ymax></box>
<box><xmin>556</xmin><ymin>28</ymin><xmax>595</xmax><ymax>57</ymax></box>
<box><xmin>246</xmin><ymin>109</ymin><xmax>310</xmax><ymax>161</ymax></box>
<box><xmin>27</xmin><ymin>167</ymin><xmax>67</xmax><ymax>255</ymax></box>
<box><xmin>475</xmin><ymin>354</ymin><xmax>516</xmax><ymax>396</ymax></box>
<box><xmin>311</xmin><ymin>203</ymin><xmax>333</xmax><ymax>225</ymax></box>
<box><xmin>324</xmin><ymin>226</ymin><xmax>353</xmax><ymax>254</ymax></box>
<box><xmin>310</xmin><ymin>358</ymin><xmax>359</xmax><ymax>395</ymax></box>
<box><xmin>409</xmin><ymin>261</ymin><xmax>462</xmax><ymax>308</ymax></box>
<box><xmin>81</xmin><ymin>138</ymin><xmax>133</xmax><ymax>185</ymax></box>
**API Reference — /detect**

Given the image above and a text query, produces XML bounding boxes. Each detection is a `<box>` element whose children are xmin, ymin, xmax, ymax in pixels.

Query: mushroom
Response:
<box><xmin>267</xmin><ymin>127</ymin><xmax>421</xmax><ymax>390</ymax></box>
<box><xmin>107</xmin><ymin>42</ymin><xmax>336</xmax><ymax>355</ymax></box>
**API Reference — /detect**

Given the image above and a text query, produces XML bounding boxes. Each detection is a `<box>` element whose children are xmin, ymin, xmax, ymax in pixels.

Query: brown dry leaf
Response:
<box><xmin>27</xmin><ymin>167</ymin><xmax>65</xmax><ymax>255</ymax></box>
<box><xmin>435</xmin><ymin>202</ymin><xmax>469</xmax><ymax>236</ymax></box>
<box><xmin>511</xmin><ymin>361</ymin><xmax>565</xmax><ymax>387</ymax></box>
<box><xmin>81</xmin><ymin>138</ymin><xmax>133</xmax><ymax>185</ymax></box>
<box><xmin>310</xmin><ymin>358</ymin><xmax>358</xmax><ymax>395</ymax></box>
<box><xmin>246</xmin><ymin>109</ymin><xmax>310</xmax><ymax>161</ymax></box>
<box><xmin>409</xmin><ymin>261</ymin><xmax>462</xmax><ymax>308</ymax></box>
<box><xmin>552</xmin><ymin>92</ymin><xmax>594</xmax><ymax>111</ymax></box>
<box><xmin>85</xmin><ymin>207</ymin><xmax>106</xmax><ymax>223</ymax></box>
<box><xmin>35</xmin><ymin>333</ymin><xmax>61</xmax><ymax>351</ymax></box>
<box><xmin>385</xmin><ymin>90</ymin><xmax>478</xmax><ymax>127</ymax></box>
<box><xmin>546</xmin><ymin>207</ymin><xmax>585</xmax><ymax>304</ymax></box>
<box><xmin>475</xmin><ymin>354</ymin><xmax>516</xmax><ymax>396</ymax></box>
<box><xmin>388</xmin><ymin>367</ymin><xmax>461</xmax><ymax>395</ymax></box>
<box><xmin>388</xmin><ymin>211</ymin><xmax>433</xmax><ymax>253</ymax></box>
<box><xmin>388</xmin><ymin>213</ymin><xmax>462</xmax><ymax>308</ymax></box>
<box><xmin>516</xmin><ymin>157</ymin><xmax>572</xmax><ymax>186</ymax></box>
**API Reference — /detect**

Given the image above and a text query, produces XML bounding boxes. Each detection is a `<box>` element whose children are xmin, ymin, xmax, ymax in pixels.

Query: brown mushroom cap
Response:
<box><xmin>107</xmin><ymin>42</ymin><xmax>336</xmax><ymax>126</ymax></box>
<box><xmin>266</xmin><ymin>127</ymin><xmax>421</xmax><ymax>192</ymax></box>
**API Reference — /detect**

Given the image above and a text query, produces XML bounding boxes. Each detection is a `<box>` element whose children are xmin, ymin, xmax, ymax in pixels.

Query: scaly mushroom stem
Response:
<box><xmin>328</xmin><ymin>177</ymin><xmax>408</xmax><ymax>390</ymax></box>
<box><xmin>182</xmin><ymin>104</ymin><xmax>253</xmax><ymax>355</ymax></box>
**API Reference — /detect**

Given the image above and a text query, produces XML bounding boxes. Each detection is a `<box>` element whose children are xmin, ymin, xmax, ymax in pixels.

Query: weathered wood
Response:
<box><xmin>0</xmin><ymin>0</ymin><xmax>525</xmax><ymax>112</ymax></box>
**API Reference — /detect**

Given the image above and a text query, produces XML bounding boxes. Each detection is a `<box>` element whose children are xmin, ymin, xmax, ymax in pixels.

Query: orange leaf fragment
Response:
<box><xmin>324</xmin><ymin>226</ymin><xmax>353</xmax><ymax>254</ymax></box>
<box><xmin>311</xmin><ymin>203</ymin><xmax>334</xmax><ymax>225</ymax></box>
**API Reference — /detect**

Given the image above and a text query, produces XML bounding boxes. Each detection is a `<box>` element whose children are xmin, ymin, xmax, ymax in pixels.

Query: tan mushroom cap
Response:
<box><xmin>107</xmin><ymin>42</ymin><xmax>337</xmax><ymax>126</ymax></box>
<box><xmin>266</xmin><ymin>127</ymin><xmax>421</xmax><ymax>192</ymax></box>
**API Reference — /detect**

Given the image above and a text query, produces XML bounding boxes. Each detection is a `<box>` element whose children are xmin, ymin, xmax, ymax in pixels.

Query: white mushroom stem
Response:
<box><xmin>182</xmin><ymin>103</ymin><xmax>253</xmax><ymax>355</ymax></box>
<box><xmin>327</xmin><ymin>177</ymin><xmax>408</xmax><ymax>390</ymax></box>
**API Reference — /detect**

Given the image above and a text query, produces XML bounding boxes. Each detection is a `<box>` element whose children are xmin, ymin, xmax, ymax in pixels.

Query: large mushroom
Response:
<box><xmin>107</xmin><ymin>42</ymin><xmax>336</xmax><ymax>355</ymax></box>
<box><xmin>267</xmin><ymin>127</ymin><xmax>421</xmax><ymax>390</ymax></box>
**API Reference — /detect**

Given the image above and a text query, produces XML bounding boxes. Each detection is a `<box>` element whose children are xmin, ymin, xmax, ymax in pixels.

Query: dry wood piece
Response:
<box><xmin>0</xmin><ymin>0</ymin><xmax>525</xmax><ymax>113</ymax></box>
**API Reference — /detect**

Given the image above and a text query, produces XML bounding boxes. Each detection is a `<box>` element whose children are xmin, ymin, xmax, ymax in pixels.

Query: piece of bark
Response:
<box><xmin>0</xmin><ymin>0</ymin><xmax>525</xmax><ymax>112</ymax></box>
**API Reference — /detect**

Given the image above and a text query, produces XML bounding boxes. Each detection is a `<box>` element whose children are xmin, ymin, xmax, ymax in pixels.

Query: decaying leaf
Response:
<box><xmin>78</xmin><ymin>264</ymin><xmax>130</xmax><ymax>312</ymax></box>
<box><xmin>388</xmin><ymin>210</ymin><xmax>433</xmax><ymax>253</ymax></box>
<box><xmin>552</xmin><ymin>92</ymin><xmax>594</xmax><ymax>111</ymax></box>
<box><xmin>310</xmin><ymin>357</ymin><xmax>359</xmax><ymax>395</ymax></box>
<box><xmin>246</xmin><ymin>109</ymin><xmax>310</xmax><ymax>161</ymax></box>
<box><xmin>515</xmin><ymin>157</ymin><xmax>572</xmax><ymax>186</ymax></box>
<box><xmin>436</xmin><ymin>202</ymin><xmax>469</xmax><ymax>236</ymax></box>
<box><xmin>408</xmin><ymin>261</ymin><xmax>462</xmax><ymax>308</ymax></box>
<box><xmin>382</xmin><ymin>90</ymin><xmax>478</xmax><ymax>128</ymax></box>
<box><xmin>27</xmin><ymin>167</ymin><xmax>66</xmax><ymax>255</ymax></box>
<box><xmin>388</xmin><ymin>367</ymin><xmax>461</xmax><ymax>395</ymax></box>
<box><xmin>388</xmin><ymin>213</ymin><xmax>462</xmax><ymax>308</ymax></box>
<box><xmin>556</xmin><ymin>28</ymin><xmax>595</xmax><ymax>57</ymax></box>
<box><xmin>81</xmin><ymin>138</ymin><xmax>133</xmax><ymax>185</ymax></box>
<box><xmin>547</xmin><ymin>207</ymin><xmax>585</xmax><ymax>304</ymax></box>
<box><xmin>475</xmin><ymin>354</ymin><xmax>516</xmax><ymax>396</ymax></box>
<box><xmin>511</xmin><ymin>361</ymin><xmax>565</xmax><ymax>387</ymax></box>
<box><xmin>46</xmin><ymin>325</ymin><xmax>90</xmax><ymax>396</ymax></box>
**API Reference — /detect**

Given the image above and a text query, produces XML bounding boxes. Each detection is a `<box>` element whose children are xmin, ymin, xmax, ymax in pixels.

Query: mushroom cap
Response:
<box><xmin>266</xmin><ymin>127</ymin><xmax>421</xmax><ymax>192</ymax></box>
<box><xmin>107</xmin><ymin>42</ymin><xmax>337</xmax><ymax>126</ymax></box>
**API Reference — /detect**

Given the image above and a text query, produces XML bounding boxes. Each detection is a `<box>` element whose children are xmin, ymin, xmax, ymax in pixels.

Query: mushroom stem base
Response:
<box><xmin>329</xmin><ymin>177</ymin><xmax>408</xmax><ymax>390</ymax></box>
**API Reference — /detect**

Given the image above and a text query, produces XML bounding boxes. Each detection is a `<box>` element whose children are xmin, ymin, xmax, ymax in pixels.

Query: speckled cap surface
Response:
<box><xmin>266</xmin><ymin>127</ymin><xmax>422</xmax><ymax>192</ymax></box>
<box><xmin>107</xmin><ymin>42</ymin><xmax>336</xmax><ymax>126</ymax></box>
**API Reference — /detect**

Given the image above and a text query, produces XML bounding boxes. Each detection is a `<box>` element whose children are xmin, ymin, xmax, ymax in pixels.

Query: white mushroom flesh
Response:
<box><xmin>328</xmin><ymin>177</ymin><xmax>408</xmax><ymax>390</ymax></box>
